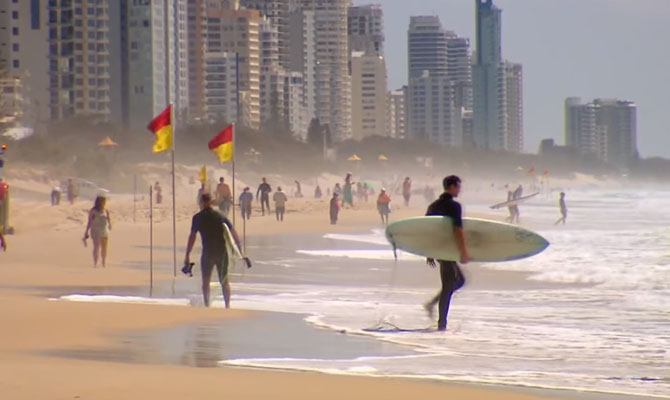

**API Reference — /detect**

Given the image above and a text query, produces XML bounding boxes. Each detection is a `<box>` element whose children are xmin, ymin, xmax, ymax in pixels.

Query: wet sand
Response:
<box><xmin>0</xmin><ymin>196</ymin><xmax>625</xmax><ymax>400</ymax></box>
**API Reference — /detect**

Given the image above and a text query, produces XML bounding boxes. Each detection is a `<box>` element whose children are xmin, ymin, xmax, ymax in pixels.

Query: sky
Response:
<box><xmin>356</xmin><ymin>0</ymin><xmax>670</xmax><ymax>157</ymax></box>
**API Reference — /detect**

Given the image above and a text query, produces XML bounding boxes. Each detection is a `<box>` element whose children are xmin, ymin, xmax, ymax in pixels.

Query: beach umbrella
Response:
<box><xmin>98</xmin><ymin>136</ymin><xmax>118</xmax><ymax>147</ymax></box>
<box><xmin>347</xmin><ymin>154</ymin><xmax>362</xmax><ymax>161</ymax></box>
<box><xmin>378</xmin><ymin>154</ymin><xmax>388</xmax><ymax>161</ymax></box>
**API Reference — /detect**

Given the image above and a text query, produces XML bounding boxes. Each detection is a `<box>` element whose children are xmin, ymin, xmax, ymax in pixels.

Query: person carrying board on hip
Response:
<box><xmin>423</xmin><ymin>175</ymin><xmax>469</xmax><ymax>331</ymax></box>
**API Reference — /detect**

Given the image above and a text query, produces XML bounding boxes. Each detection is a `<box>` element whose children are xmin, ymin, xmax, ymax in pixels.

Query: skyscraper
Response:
<box><xmin>407</xmin><ymin>16</ymin><xmax>448</xmax><ymax>80</ymax></box>
<box><xmin>348</xmin><ymin>4</ymin><xmax>384</xmax><ymax>57</ymax></box>
<box><xmin>47</xmin><ymin>0</ymin><xmax>112</xmax><ymax>121</ymax></box>
<box><xmin>120</xmin><ymin>0</ymin><xmax>189</xmax><ymax>130</ymax></box>
<box><xmin>350</xmin><ymin>51</ymin><xmax>387</xmax><ymax>140</ymax></box>
<box><xmin>291</xmin><ymin>0</ymin><xmax>351</xmax><ymax>141</ymax></box>
<box><xmin>446</xmin><ymin>36</ymin><xmax>472</xmax><ymax>110</ymax></box>
<box><xmin>565</xmin><ymin>98</ymin><xmax>638</xmax><ymax>166</ymax></box>
<box><xmin>472</xmin><ymin>0</ymin><xmax>506</xmax><ymax>150</ymax></box>
<box><xmin>240</xmin><ymin>0</ymin><xmax>291</xmax><ymax>69</ymax></box>
<box><xmin>387</xmin><ymin>87</ymin><xmax>407</xmax><ymax>139</ymax></box>
<box><xmin>0</xmin><ymin>0</ymin><xmax>49</xmax><ymax>129</ymax></box>
<box><xmin>504</xmin><ymin>61</ymin><xmax>523</xmax><ymax>153</ymax></box>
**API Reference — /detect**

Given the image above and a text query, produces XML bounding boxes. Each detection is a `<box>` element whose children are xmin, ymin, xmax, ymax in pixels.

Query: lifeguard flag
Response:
<box><xmin>146</xmin><ymin>105</ymin><xmax>172</xmax><ymax>153</ymax></box>
<box><xmin>208</xmin><ymin>124</ymin><xmax>233</xmax><ymax>163</ymax></box>
<box><xmin>199</xmin><ymin>165</ymin><xmax>207</xmax><ymax>184</ymax></box>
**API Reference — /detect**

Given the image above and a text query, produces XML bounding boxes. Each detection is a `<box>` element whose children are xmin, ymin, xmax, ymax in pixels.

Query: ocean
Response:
<box><xmin>224</xmin><ymin>189</ymin><xmax>670</xmax><ymax>398</ymax></box>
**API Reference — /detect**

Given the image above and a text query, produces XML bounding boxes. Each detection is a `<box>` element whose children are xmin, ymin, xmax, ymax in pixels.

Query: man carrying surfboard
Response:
<box><xmin>184</xmin><ymin>193</ymin><xmax>250</xmax><ymax>308</ymax></box>
<box><xmin>424</xmin><ymin>175</ymin><xmax>469</xmax><ymax>331</ymax></box>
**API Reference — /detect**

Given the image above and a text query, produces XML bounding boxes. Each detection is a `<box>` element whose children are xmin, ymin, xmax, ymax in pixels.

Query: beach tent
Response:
<box><xmin>98</xmin><ymin>136</ymin><xmax>118</xmax><ymax>147</ymax></box>
<box><xmin>347</xmin><ymin>154</ymin><xmax>362</xmax><ymax>161</ymax></box>
<box><xmin>378</xmin><ymin>154</ymin><xmax>388</xmax><ymax>161</ymax></box>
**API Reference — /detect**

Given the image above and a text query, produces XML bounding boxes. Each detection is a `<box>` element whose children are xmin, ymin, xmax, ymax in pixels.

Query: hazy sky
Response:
<box><xmin>357</xmin><ymin>0</ymin><xmax>670</xmax><ymax>157</ymax></box>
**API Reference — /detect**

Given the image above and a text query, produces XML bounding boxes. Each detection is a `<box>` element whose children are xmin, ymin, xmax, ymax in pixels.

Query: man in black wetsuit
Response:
<box><xmin>256</xmin><ymin>177</ymin><xmax>272</xmax><ymax>216</ymax></box>
<box><xmin>423</xmin><ymin>175</ymin><xmax>469</xmax><ymax>331</ymax></box>
<box><xmin>184</xmin><ymin>193</ymin><xmax>249</xmax><ymax>308</ymax></box>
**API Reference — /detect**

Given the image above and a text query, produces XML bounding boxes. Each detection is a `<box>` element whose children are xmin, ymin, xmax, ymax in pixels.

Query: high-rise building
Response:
<box><xmin>350</xmin><ymin>51</ymin><xmax>387</xmax><ymax>140</ymax></box>
<box><xmin>565</xmin><ymin>97</ymin><xmax>638</xmax><ymax>166</ymax></box>
<box><xmin>202</xmin><ymin>6</ymin><xmax>261</xmax><ymax>129</ymax></box>
<box><xmin>408</xmin><ymin>71</ymin><xmax>460</xmax><ymax>146</ymax></box>
<box><xmin>347</xmin><ymin>4</ymin><xmax>384</xmax><ymax>57</ymax></box>
<box><xmin>472</xmin><ymin>0</ymin><xmax>506</xmax><ymax>150</ymax></box>
<box><xmin>240</xmin><ymin>0</ymin><xmax>290</xmax><ymax>69</ymax></box>
<box><xmin>446</xmin><ymin>35</ymin><xmax>472</xmax><ymax>110</ymax></box>
<box><xmin>47</xmin><ymin>0</ymin><xmax>112</xmax><ymax>121</ymax></box>
<box><xmin>119</xmin><ymin>0</ymin><xmax>189</xmax><ymax>130</ymax></box>
<box><xmin>0</xmin><ymin>0</ymin><xmax>49</xmax><ymax>129</ymax></box>
<box><xmin>387</xmin><ymin>87</ymin><xmax>407</xmax><ymax>139</ymax></box>
<box><xmin>504</xmin><ymin>61</ymin><xmax>523</xmax><ymax>152</ymax></box>
<box><xmin>290</xmin><ymin>0</ymin><xmax>351</xmax><ymax>141</ymax></box>
<box><xmin>407</xmin><ymin>16</ymin><xmax>448</xmax><ymax>80</ymax></box>
<box><xmin>202</xmin><ymin>52</ymin><xmax>239</xmax><ymax>123</ymax></box>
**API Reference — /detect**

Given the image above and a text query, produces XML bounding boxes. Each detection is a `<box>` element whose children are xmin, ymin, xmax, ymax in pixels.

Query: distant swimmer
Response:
<box><xmin>376</xmin><ymin>188</ymin><xmax>391</xmax><ymax>225</ymax></box>
<box><xmin>555</xmin><ymin>192</ymin><xmax>568</xmax><ymax>225</ymax></box>
<box><xmin>256</xmin><ymin>177</ymin><xmax>272</xmax><ymax>216</ymax></box>
<box><xmin>83</xmin><ymin>196</ymin><xmax>112</xmax><ymax>268</ymax></box>
<box><xmin>330</xmin><ymin>192</ymin><xmax>340</xmax><ymax>225</ymax></box>
<box><xmin>423</xmin><ymin>175</ymin><xmax>468</xmax><ymax>331</ymax></box>
<box><xmin>239</xmin><ymin>187</ymin><xmax>253</xmax><ymax>220</ymax></box>
<box><xmin>273</xmin><ymin>186</ymin><xmax>288</xmax><ymax>222</ymax></box>
<box><xmin>184</xmin><ymin>193</ymin><xmax>249</xmax><ymax>308</ymax></box>
<box><xmin>402</xmin><ymin>177</ymin><xmax>412</xmax><ymax>207</ymax></box>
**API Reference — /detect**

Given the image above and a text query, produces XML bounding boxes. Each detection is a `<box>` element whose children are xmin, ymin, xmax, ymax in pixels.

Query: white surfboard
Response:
<box><xmin>223</xmin><ymin>224</ymin><xmax>243</xmax><ymax>261</ymax></box>
<box><xmin>490</xmin><ymin>192</ymin><xmax>539</xmax><ymax>210</ymax></box>
<box><xmin>385</xmin><ymin>216</ymin><xmax>549</xmax><ymax>262</ymax></box>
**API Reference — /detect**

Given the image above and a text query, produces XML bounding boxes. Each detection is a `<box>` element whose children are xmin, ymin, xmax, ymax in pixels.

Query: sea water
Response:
<box><xmin>223</xmin><ymin>189</ymin><xmax>670</xmax><ymax>398</ymax></box>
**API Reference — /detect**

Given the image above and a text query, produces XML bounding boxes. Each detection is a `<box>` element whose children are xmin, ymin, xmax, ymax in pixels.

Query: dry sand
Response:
<box><xmin>0</xmin><ymin>187</ymin><xmax>576</xmax><ymax>400</ymax></box>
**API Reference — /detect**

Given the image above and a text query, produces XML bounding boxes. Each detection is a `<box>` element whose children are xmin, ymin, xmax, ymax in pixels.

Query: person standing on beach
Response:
<box><xmin>216</xmin><ymin>177</ymin><xmax>232</xmax><ymax>216</ymax></box>
<box><xmin>154</xmin><ymin>182</ymin><xmax>163</xmax><ymax>205</ymax></box>
<box><xmin>256</xmin><ymin>177</ymin><xmax>272</xmax><ymax>216</ymax></box>
<box><xmin>0</xmin><ymin>228</ymin><xmax>6</xmax><ymax>251</ymax></box>
<box><xmin>83</xmin><ymin>196</ymin><xmax>112</xmax><ymax>268</ymax></box>
<box><xmin>424</xmin><ymin>175</ymin><xmax>469</xmax><ymax>331</ymax></box>
<box><xmin>67</xmin><ymin>178</ymin><xmax>78</xmax><ymax>204</ymax></box>
<box><xmin>402</xmin><ymin>177</ymin><xmax>412</xmax><ymax>207</ymax></box>
<box><xmin>184</xmin><ymin>193</ymin><xmax>249</xmax><ymax>308</ymax></box>
<box><xmin>51</xmin><ymin>184</ymin><xmax>62</xmax><ymax>206</ymax></box>
<box><xmin>505</xmin><ymin>191</ymin><xmax>515</xmax><ymax>223</ymax></box>
<box><xmin>376</xmin><ymin>188</ymin><xmax>391</xmax><ymax>225</ymax></box>
<box><xmin>314</xmin><ymin>184</ymin><xmax>323</xmax><ymax>199</ymax></box>
<box><xmin>330</xmin><ymin>193</ymin><xmax>340</xmax><ymax>225</ymax></box>
<box><xmin>555</xmin><ymin>192</ymin><xmax>568</xmax><ymax>225</ymax></box>
<box><xmin>239</xmin><ymin>187</ymin><xmax>253</xmax><ymax>220</ymax></box>
<box><xmin>273</xmin><ymin>186</ymin><xmax>288</xmax><ymax>222</ymax></box>
<box><xmin>342</xmin><ymin>173</ymin><xmax>354</xmax><ymax>208</ymax></box>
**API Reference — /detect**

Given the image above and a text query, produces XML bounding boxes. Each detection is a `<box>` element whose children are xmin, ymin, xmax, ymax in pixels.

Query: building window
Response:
<box><xmin>12</xmin><ymin>11</ymin><xmax>19</xmax><ymax>20</ymax></box>
<box><xmin>12</xmin><ymin>60</ymin><xmax>20</xmax><ymax>68</ymax></box>
<box><xmin>12</xmin><ymin>27</ymin><xmax>19</xmax><ymax>36</ymax></box>
<box><xmin>30</xmin><ymin>0</ymin><xmax>41</xmax><ymax>29</ymax></box>
<box><xmin>12</xmin><ymin>44</ymin><xmax>19</xmax><ymax>52</ymax></box>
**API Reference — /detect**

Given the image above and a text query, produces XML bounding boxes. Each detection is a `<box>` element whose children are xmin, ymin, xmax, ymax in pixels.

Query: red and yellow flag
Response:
<box><xmin>208</xmin><ymin>124</ymin><xmax>233</xmax><ymax>163</ymax></box>
<box><xmin>146</xmin><ymin>105</ymin><xmax>172</xmax><ymax>153</ymax></box>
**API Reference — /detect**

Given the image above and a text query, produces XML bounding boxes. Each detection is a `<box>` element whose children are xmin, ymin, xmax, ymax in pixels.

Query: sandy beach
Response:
<box><xmin>0</xmin><ymin>178</ymin><xmax>601</xmax><ymax>400</ymax></box>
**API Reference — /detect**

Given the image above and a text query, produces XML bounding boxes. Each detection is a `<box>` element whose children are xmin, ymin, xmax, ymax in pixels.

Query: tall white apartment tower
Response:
<box><xmin>504</xmin><ymin>61</ymin><xmax>523</xmax><ymax>152</ymax></box>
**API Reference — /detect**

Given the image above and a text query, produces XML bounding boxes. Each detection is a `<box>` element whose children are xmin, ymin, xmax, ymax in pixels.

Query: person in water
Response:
<box><xmin>83</xmin><ymin>196</ymin><xmax>112</xmax><ymax>268</ymax></box>
<box><xmin>184</xmin><ymin>193</ymin><xmax>249</xmax><ymax>308</ymax></box>
<box><xmin>555</xmin><ymin>192</ymin><xmax>568</xmax><ymax>225</ymax></box>
<box><xmin>423</xmin><ymin>175</ymin><xmax>468</xmax><ymax>331</ymax></box>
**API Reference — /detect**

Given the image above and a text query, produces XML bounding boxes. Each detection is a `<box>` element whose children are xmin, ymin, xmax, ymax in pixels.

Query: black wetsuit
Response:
<box><xmin>191</xmin><ymin>207</ymin><xmax>233</xmax><ymax>282</ymax></box>
<box><xmin>257</xmin><ymin>183</ymin><xmax>272</xmax><ymax>215</ymax></box>
<box><xmin>426</xmin><ymin>193</ymin><xmax>466</xmax><ymax>330</ymax></box>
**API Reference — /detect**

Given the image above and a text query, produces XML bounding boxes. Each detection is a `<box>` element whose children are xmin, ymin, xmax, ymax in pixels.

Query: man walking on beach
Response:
<box><xmin>402</xmin><ymin>177</ymin><xmax>412</xmax><ymax>207</ymax></box>
<box><xmin>216</xmin><ymin>177</ymin><xmax>232</xmax><ymax>216</ymax></box>
<box><xmin>424</xmin><ymin>175</ymin><xmax>469</xmax><ymax>331</ymax></box>
<box><xmin>239</xmin><ymin>187</ymin><xmax>253</xmax><ymax>220</ymax></box>
<box><xmin>329</xmin><ymin>193</ymin><xmax>340</xmax><ymax>225</ymax></box>
<box><xmin>184</xmin><ymin>193</ymin><xmax>248</xmax><ymax>308</ymax></box>
<box><xmin>256</xmin><ymin>177</ymin><xmax>272</xmax><ymax>216</ymax></box>
<box><xmin>555</xmin><ymin>192</ymin><xmax>568</xmax><ymax>225</ymax></box>
<box><xmin>273</xmin><ymin>186</ymin><xmax>288</xmax><ymax>222</ymax></box>
<box><xmin>377</xmin><ymin>188</ymin><xmax>391</xmax><ymax>225</ymax></box>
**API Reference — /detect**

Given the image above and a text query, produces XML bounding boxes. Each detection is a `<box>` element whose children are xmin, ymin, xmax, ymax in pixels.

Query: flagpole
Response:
<box><xmin>163</xmin><ymin>0</ymin><xmax>177</xmax><ymax>277</ymax></box>
<box><xmin>232</xmin><ymin>122</ymin><xmax>236</xmax><ymax>228</ymax></box>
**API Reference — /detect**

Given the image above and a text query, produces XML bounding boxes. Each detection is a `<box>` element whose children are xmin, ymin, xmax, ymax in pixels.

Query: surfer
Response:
<box><xmin>256</xmin><ymin>177</ymin><xmax>272</xmax><ymax>216</ymax></box>
<box><xmin>184</xmin><ymin>193</ymin><xmax>248</xmax><ymax>308</ymax></box>
<box><xmin>423</xmin><ymin>175</ymin><xmax>468</xmax><ymax>331</ymax></box>
<box><xmin>505</xmin><ymin>191</ymin><xmax>515</xmax><ymax>223</ymax></box>
<box><xmin>555</xmin><ymin>192</ymin><xmax>568</xmax><ymax>225</ymax></box>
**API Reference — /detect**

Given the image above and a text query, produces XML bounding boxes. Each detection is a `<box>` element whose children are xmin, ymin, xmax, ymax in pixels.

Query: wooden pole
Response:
<box><xmin>149</xmin><ymin>185</ymin><xmax>154</xmax><ymax>296</ymax></box>
<box><xmin>133</xmin><ymin>175</ymin><xmax>137</xmax><ymax>224</ymax></box>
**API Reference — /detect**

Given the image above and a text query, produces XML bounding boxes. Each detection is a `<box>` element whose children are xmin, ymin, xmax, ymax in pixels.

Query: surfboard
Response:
<box><xmin>490</xmin><ymin>192</ymin><xmax>540</xmax><ymax>210</ymax></box>
<box><xmin>385</xmin><ymin>216</ymin><xmax>549</xmax><ymax>262</ymax></box>
<box><xmin>223</xmin><ymin>223</ymin><xmax>243</xmax><ymax>261</ymax></box>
